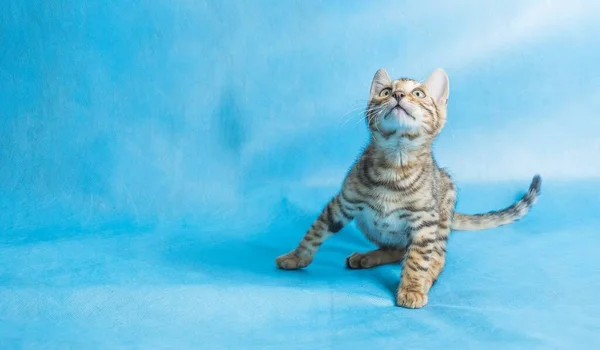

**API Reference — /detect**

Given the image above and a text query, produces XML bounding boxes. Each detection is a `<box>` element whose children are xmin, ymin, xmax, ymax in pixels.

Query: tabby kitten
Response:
<box><xmin>275</xmin><ymin>68</ymin><xmax>541</xmax><ymax>308</ymax></box>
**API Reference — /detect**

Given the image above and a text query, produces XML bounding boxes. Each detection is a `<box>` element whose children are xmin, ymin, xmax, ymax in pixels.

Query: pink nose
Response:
<box><xmin>393</xmin><ymin>91</ymin><xmax>406</xmax><ymax>100</ymax></box>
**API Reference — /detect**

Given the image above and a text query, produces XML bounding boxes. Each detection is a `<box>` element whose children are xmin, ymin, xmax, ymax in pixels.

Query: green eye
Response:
<box><xmin>412</xmin><ymin>89</ymin><xmax>426</xmax><ymax>98</ymax></box>
<box><xmin>379</xmin><ymin>88</ymin><xmax>392</xmax><ymax>97</ymax></box>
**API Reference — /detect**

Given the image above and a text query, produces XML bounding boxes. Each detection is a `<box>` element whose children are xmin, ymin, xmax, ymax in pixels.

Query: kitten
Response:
<box><xmin>275</xmin><ymin>68</ymin><xmax>541</xmax><ymax>308</ymax></box>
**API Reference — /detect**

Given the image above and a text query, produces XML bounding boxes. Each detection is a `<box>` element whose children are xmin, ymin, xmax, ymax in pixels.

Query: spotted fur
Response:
<box><xmin>275</xmin><ymin>68</ymin><xmax>541</xmax><ymax>308</ymax></box>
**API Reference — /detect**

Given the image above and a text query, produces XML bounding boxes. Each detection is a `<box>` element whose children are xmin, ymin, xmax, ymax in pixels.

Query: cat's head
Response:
<box><xmin>366</xmin><ymin>68</ymin><xmax>449</xmax><ymax>142</ymax></box>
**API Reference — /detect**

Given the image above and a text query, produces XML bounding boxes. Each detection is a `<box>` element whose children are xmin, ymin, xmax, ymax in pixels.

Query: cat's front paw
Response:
<box><xmin>276</xmin><ymin>251</ymin><xmax>312</xmax><ymax>270</ymax></box>
<box><xmin>396</xmin><ymin>289</ymin><xmax>428</xmax><ymax>309</ymax></box>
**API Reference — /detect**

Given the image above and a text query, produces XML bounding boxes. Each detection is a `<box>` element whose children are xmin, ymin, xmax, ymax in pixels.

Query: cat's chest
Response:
<box><xmin>354</xmin><ymin>206</ymin><xmax>411</xmax><ymax>247</ymax></box>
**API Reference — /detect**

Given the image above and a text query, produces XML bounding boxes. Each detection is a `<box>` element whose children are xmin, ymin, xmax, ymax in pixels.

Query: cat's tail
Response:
<box><xmin>450</xmin><ymin>175</ymin><xmax>541</xmax><ymax>231</ymax></box>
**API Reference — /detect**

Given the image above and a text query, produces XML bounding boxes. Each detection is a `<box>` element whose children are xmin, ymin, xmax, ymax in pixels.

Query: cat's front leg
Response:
<box><xmin>396</xmin><ymin>212</ymin><xmax>440</xmax><ymax>308</ymax></box>
<box><xmin>276</xmin><ymin>194</ymin><xmax>355</xmax><ymax>270</ymax></box>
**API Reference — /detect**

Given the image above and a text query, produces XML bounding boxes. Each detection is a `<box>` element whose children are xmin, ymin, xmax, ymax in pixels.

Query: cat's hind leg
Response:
<box><xmin>346</xmin><ymin>247</ymin><xmax>406</xmax><ymax>269</ymax></box>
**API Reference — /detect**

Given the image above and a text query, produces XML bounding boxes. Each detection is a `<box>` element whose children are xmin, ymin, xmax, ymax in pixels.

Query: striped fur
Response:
<box><xmin>275</xmin><ymin>68</ymin><xmax>541</xmax><ymax>309</ymax></box>
<box><xmin>452</xmin><ymin>175</ymin><xmax>541</xmax><ymax>231</ymax></box>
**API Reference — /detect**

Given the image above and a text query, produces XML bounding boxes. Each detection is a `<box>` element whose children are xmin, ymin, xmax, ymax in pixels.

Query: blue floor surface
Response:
<box><xmin>2</xmin><ymin>180</ymin><xmax>599</xmax><ymax>349</ymax></box>
<box><xmin>3</xmin><ymin>1</ymin><xmax>600</xmax><ymax>348</ymax></box>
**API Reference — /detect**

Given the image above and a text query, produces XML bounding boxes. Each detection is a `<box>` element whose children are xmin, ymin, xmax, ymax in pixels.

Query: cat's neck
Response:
<box><xmin>369</xmin><ymin>133</ymin><xmax>433</xmax><ymax>169</ymax></box>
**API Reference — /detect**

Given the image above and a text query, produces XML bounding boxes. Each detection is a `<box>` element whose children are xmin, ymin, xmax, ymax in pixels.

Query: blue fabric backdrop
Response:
<box><xmin>1</xmin><ymin>1</ymin><xmax>599</xmax><ymax>348</ymax></box>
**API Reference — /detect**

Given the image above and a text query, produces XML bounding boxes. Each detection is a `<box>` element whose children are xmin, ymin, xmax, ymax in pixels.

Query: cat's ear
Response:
<box><xmin>423</xmin><ymin>68</ymin><xmax>449</xmax><ymax>105</ymax></box>
<box><xmin>370</xmin><ymin>68</ymin><xmax>392</xmax><ymax>97</ymax></box>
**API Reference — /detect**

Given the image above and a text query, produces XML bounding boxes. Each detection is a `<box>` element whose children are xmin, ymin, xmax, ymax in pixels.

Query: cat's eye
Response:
<box><xmin>379</xmin><ymin>88</ymin><xmax>392</xmax><ymax>97</ymax></box>
<box><xmin>412</xmin><ymin>89</ymin><xmax>426</xmax><ymax>98</ymax></box>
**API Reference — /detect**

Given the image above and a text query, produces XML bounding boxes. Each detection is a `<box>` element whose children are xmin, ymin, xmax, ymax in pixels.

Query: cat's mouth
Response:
<box><xmin>390</xmin><ymin>105</ymin><xmax>416</xmax><ymax>120</ymax></box>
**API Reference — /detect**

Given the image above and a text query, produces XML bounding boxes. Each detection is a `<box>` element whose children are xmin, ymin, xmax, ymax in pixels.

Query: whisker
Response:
<box><xmin>363</xmin><ymin>106</ymin><xmax>389</xmax><ymax>132</ymax></box>
<box><xmin>342</xmin><ymin>105</ymin><xmax>385</xmax><ymax>127</ymax></box>
<box><xmin>338</xmin><ymin>100</ymin><xmax>372</xmax><ymax>119</ymax></box>
<box><xmin>342</xmin><ymin>112</ymin><xmax>365</xmax><ymax>127</ymax></box>
<box><xmin>364</xmin><ymin>109</ymin><xmax>382</xmax><ymax>127</ymax></box>
<box><xmin>339</xmin><ymin>105</ymin><xmax>373</xmax><ymax>125</ymax></box>
<box><xmin>340</xmin><ymin>104</ymin><xmax>370</xmax><ymax>117</ymax></box>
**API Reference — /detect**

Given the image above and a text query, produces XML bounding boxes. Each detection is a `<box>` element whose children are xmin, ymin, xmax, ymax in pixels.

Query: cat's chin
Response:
<box><xmin>388</xmin><ymin>107</ymin><xmax>418</xmax><ymax>130</ymax></box>
<box><xmin>391</xmin><ymin>106</ymin><xmax>415</xmax><ymax>119</ymax></box>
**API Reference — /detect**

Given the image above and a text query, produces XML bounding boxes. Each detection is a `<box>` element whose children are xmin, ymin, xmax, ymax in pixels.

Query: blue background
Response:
<box><xmin>2</xmin><ymin>0</ymin><xmax>600</xmax><ymax>348</ymax></box>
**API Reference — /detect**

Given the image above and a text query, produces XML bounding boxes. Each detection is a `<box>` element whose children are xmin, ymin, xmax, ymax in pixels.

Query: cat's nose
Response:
<box><xmin>393</xmin><ymin>91</ymin><xmax>406</xmax><ymax>100</ymax></box>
